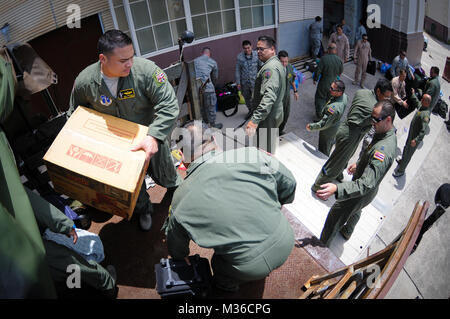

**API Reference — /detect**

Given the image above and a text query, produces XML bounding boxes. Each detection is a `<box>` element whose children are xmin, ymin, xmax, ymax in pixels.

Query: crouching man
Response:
<box><xmin>163</xmin><ymin>121</ymin><xmax>297</xmax><ymax>292</ymax></box>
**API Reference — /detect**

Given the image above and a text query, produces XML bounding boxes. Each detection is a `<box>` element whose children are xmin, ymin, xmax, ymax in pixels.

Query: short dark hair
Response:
<box><xmin>398</xmin><ymin>68</ymin><xmax>407</xmax><ymax>75</ymax></box>
<box><xmin>333</xmin><ymin>80</ymin><xmax>345</xmax><ymax>92</ymax></box>
<box><xmin>376</xmin><ymin>100</ymin><xmax>396</xmax><ymax>122</ymax></box>
<box><xmin>242</xmin><ymin>40</ymin><xmax>251</xmax><ymax>47</ymax></box>
<box><xmin>278</xmin><ymin>50</ymin><xmax>289</xmax><ymax>59</ymax></box>
<box><xmin>258</xmin><ymin>35</ymin><xmax>276</xmax><ymax>49</ymax></box>
<box><xmin>362</xmin><ymin>34</ymin><xmax>368</xmax><ymax>39</ymax></box>
<box><xmin>374</xmin><ymin>78</ymin><xmax>393</xmax><ymax>95</ymax></box>
<box><xmin>98</xmin><ymin>30</ymin><xmax>133</xmax><ymax>55</ymax></box>
<box><xmin>431</xmin><ymin>66</ymin><xmax>440</xmax><ymax>76</ymax></box>
<box><xmin>400</xmin><ymin>50</ymin><xmax>407</xmax><ymax>56</ymax></box>
<box><xmin>336</xmin><ymin>24</ymin><xmax>343</xmax><ymax>30</ymax></box>
<box><xmin>315</xmin><ymin>16</ymin><xmax>322</xmax><ymax>22</ymax></box>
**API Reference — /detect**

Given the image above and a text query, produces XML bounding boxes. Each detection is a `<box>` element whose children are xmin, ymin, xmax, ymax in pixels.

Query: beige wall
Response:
<box><xmin>0</xmin><ymin>0</ymin><xmax>113</xmax><ymax>46</ymax></box>
<box><xmin>425</xmin><ymin>0</ymin><xmax>450</xmax><ymax>28</ymax></box>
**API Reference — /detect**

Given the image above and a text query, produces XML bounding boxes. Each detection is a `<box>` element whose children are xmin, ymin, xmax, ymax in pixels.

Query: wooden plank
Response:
<box><xmin>339</xmin><ymin>280</ymin><xmax>358</xmax><ymax>299</ymax></box>
<box><xmin>176</xmin><ymin>63</ymin><xmax>188</xmax><ymax>109</ymax></box>
<box><xmin>363</xmin><ymin>201</ymin><xmax>428</xmax><ymax>299</ymax></box>
<box><xmin>325</xmin><ymin>266</ymin><xmax>354</xmax><ymax>299</ymax></box>
<box><xmin>185</xmin><ymin>61</ymin><xmax>202</xmax><ymax>120</ymax></box>
<box><xmin>163</xmin><ymin>63</ymin><xmax>182</xmax><ymax>82</ymax></box>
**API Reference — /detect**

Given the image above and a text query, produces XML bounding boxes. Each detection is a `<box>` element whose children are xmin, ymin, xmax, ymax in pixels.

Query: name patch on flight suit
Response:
<box><xmin>118</xmin><ymin>88</ymin><xmax>135</xmax><ymax>100</ymax></box>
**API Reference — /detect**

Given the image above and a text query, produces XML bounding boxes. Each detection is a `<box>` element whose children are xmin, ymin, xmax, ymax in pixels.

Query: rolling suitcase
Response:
<box><xmin>155</xmin><ymin>254</ymin><xmax>212</xmax><ymax>298</ymax></box>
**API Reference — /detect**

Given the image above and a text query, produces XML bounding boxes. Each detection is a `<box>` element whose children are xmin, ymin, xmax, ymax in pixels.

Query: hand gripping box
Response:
<box><xmin>43</xmin><ymin>106</ymin><xmax>149</xmax><ymax>220</ymax></box>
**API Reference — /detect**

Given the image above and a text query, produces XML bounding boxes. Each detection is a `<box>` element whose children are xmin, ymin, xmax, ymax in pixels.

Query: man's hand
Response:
<box><xmin>131</xmin><ymin>135</ymin><xmax>159</xmax><ymax>163</ymax></box>
<box><xmin>347</xmin><ymin>163</ymin><xmax>357</xmax><ymax>175</ymax></box>
<box><xmin>67</xmin><ymin>227</ymin><xmax>78</xmax><ymax>244</ymax></box>
<box><xmin>403</xmin><ymin>101</ymin><xmax>409</xmax><ymax>109</ymax></box>
<box><xmin>316</xmin><ymin>183</ymin><xmax>337</xmax><ymax>201</ymax></box>
<box><xmin>246</xmin><ymin>120</ymin><xmax>258</xmax><ymax>137</ymax></box>
<box><xmin>306</xmin><ymin>124</ymin><xmax>311</xmax><ymax>131</ymax></box>
<box><xmin>411</xmin><ymin>139</ymin><xmax>417</xmax><ymax>147</ymax></box>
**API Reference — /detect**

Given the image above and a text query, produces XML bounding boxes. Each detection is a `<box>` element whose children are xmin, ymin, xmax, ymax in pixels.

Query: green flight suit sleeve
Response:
<box><xmin>145</xmin><ymin>68</ymin><xmax>180</xmax><ymax>141</ymax></box>
<box><xmin>68</xmin><ymin>79</ymin><xmax>88</xmax><ymax>117</ymax></box>
<box><xmin>251</xmin><ymin>67</ymin><xmax>282</xmax><ymax>125</ymax></box>
<box><xmin>424</xmin><ymin>80</ymin><xmax>437</xmax><ymax>100</ymax></box>
<box><xmin>415</xmin><ymin>113</ymin><xmax>430</xmax><ymax>144</ymax></box>
<box><xmin>263</xmin><ymin>153</ymin><xmax>297</xmax><ymax>205</ymax></box>
<box><xmin>25</xmin><ymin>188</ymin><xmax>74</xmax><ymax>235</ymax></box>
<box><xmin>408</xmin><ymin>92</ymin><xmax>421</xmax><ymax>110</ymax></box>
<box><xmin>165</xmin><ymin>212</ymin><xmax>191</xmax><ymax>260</ymax></box>
<box><xmin>335</xmin><ymin>151</ymin><xmax>391</xmax><ymax>200</ymax></box>
<box><xmin>308</xmin><ymin>103</ymin><xmax>340</xmax><ymax>131</ymax></box>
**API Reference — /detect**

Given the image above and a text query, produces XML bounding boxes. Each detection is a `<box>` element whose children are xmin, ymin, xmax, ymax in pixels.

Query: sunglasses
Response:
<box><xmin>371</xmin><ymin>115</ymin><xmax>388</xmax><ymax>123</ymax></box>
<box><xmin>256</xmin><ymin>47</ymin><xmax>269</xmax><ymax>52</ymax></box>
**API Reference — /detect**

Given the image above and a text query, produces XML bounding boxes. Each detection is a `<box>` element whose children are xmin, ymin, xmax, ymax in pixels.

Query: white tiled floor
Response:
<box><xmin>274</xmin><ymin>133</ymin><xmax>386</xmax><ymax>265</ymax></box>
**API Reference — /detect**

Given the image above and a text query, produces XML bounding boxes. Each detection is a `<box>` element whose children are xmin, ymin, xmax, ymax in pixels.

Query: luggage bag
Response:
<box><xmin>155</xmin><ymin>254</ymin><xmax>212</xmax><ymax>298</ymax></box>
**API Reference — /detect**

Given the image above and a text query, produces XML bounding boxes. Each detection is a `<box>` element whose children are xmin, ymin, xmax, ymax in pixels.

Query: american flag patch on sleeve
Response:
<box><xmin>373</xmin><ymin>151</ymin><xmax>385</xmax><ymax>162</ymax></box>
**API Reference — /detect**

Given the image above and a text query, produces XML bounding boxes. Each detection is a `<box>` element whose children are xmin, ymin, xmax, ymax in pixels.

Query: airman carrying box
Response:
<box><xmin>43</xmin><ymin>106</ymin><xmax>148</xmax><ymax>220</ymax></box>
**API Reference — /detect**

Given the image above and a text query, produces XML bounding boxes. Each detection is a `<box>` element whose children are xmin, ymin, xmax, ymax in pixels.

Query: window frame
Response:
<box><xmin>109</xmin><ymin>0</ymin><xmax>278</xmax><ymax>59</ymax></box>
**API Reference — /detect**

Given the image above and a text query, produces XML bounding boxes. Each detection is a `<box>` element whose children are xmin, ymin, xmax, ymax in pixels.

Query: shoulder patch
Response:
<box><xmin>327</xmin><ymin>106</ymin><xmax>335</xmax><ymax>114</ymax></box>
<box><xmin>264</xmin><ymin>70</ymin><xmax>272</xmax><ymax>79</ymax></box>
<box><xmin>152</xmin><ymin>67</ymin><xmax>167</xmax><ymax>85</ymax></box>
<box><xmin>373</xmin><ymin>151</ymin><xmax>385</xmax><ymax>162</ymax></box>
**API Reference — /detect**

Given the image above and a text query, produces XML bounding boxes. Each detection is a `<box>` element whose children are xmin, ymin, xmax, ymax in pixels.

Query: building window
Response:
<box><xmin>239</xmin><ymin>0</ymin><xmax>275</xmax><ymax>30</ymax></box>
<box><xmin>111</xmin><ymin>0</ymin><xmax>276</xmax><ymax>57</ymax></box>
<box><xmin>114</xmin><ymin>0</ymin><xmax>187</xmax><ymax>55</ymax></box>
<box><xmin>189</xmin><ymin>0</ymin><xmax>236</xmax><ymax>40</ymax></box>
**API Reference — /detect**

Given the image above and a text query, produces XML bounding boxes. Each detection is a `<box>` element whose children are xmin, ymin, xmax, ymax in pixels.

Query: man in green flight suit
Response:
<box><xmin>311</xmin><ymin>78</ymin><xmax>393</xmax><ymax>193</ymax></box>
<box><xmin>0</xmin><ymin>51</ymin><xmax>117</xmax><ymax>298</ymax></box>
<box><xmin>69</xmin><ymin>30</ymin><xmax>181</xmax><ymax>231</ymax></box>
<box><xmin>393</xmin><ymin>92</ymin><xmax>432</xmax><ymax>178</ymax></box>
<box><xmin>164</xmin><ymin>121</ymin><xmax>296</xmax><ymax>292</ymax></box>
<box><xmin>306</xmin><ymin>80</ymin><xmax>348</xmax><ymax>156</ymax></box>
<box><xmin>313</xmin><ymin>43</ymin><xmax>343</xmax><ymax>118</ymax></box>
<box><xmin>278</xmin><ymin>50</ymin><xmax>299</xmax><ymax>135</ymax></box>
<box><xmin>316</xmin><ymin>100</ymin><xmax>397</xmax><ymax>246</ymax></box>
<box><xmin>424</xmin><ymin>66</ymin><xmax>441</xmax><ymax>113</ymax></box>
<box><xmin>246</xmin><ymin>35</ymin><xmax>286</xmax><ymax>154</ymax></box>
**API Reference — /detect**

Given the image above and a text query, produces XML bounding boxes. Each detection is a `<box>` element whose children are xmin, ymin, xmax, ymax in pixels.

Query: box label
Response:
<box><xmin>66</xmin><ymin>144</ymin><xmax>122</xmax><ymax>174</ymax></box>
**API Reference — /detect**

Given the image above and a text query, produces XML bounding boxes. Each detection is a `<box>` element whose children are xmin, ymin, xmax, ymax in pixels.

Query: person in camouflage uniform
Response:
<box><xmin>235</xmin><ymin>40</ymin><xmax>261</xmax><ymax>115</ymax></box>
<box><xmin>194</xmin><ymin>47</ymin><xmax>223</xmax><ymax>129</ymax></box>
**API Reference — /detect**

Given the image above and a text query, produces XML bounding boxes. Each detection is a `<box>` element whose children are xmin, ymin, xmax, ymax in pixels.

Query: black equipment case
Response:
<box><xmin>155</xmin><ymin>254</ymin><xmax>212</xmax><ymax>298</ymax></box>
<box><xmin>216</xmin><ymin>82</ymin><xmax>239</xmax><ymax>117</ymax></box>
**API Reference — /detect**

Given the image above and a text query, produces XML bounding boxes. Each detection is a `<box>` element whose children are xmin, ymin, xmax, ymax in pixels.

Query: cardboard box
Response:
<box><xmin>43</xmin><ymin>106</ymin><xmax>148</xmax><ymax>220</ymax></box>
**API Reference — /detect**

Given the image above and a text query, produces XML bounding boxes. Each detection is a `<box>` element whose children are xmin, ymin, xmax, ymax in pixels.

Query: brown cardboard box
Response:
<box><xmin>43</xmin><ymin>106</ymin><xmax>148</xmax><ymax>220</ymax></box>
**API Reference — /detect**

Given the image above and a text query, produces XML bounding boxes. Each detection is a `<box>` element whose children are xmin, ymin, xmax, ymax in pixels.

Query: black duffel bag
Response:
<box><xmin>216</xmin><ymin>82</ymin><xmax>239</xmax><ymax>117</ymax></box>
